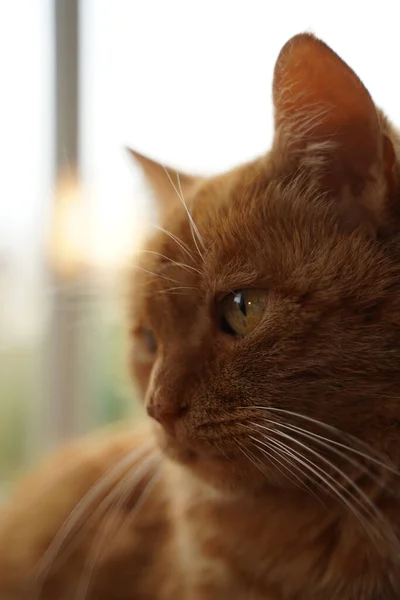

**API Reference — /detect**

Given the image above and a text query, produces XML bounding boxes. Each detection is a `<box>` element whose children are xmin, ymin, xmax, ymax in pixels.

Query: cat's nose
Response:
<box><xmin>146</xmin><ymin>394</ymin><xmax>189</xmax><ymax>432</ymax></box>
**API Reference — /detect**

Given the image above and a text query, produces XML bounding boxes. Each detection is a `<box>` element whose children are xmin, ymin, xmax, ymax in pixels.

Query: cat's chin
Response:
<box><xmin>157</xmin><ymin>428</ymin><xmax>231</xmax><ymax>468</ymax></box>
<box><xmin>152</xmin><ymin>424</ymin><xmax>275</xmax><ymax>493</ymax></box>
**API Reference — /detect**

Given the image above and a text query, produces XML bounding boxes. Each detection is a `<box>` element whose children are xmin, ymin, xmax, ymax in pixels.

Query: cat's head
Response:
<box><xmin>129</xmin><ymin>34</ymin><xmax>400</xmax><ymax>494</ymax></box>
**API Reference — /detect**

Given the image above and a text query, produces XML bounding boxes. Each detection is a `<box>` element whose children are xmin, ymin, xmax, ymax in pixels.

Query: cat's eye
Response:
<box><xmin>220</xmin><ymin>289</ymin><xmax>268</xmax><ymax>337</ymax></box>
<box><xmin>141</xmin><ymin>326</ymin><xmax>157</xmax><ymax>354</ymax></box>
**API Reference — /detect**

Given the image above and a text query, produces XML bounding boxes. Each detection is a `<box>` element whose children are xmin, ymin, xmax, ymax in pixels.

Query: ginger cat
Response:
<box><xmin>1</xmin><ymin>33</ymin><xmax>400</xmax><ymax>599</ymax></box>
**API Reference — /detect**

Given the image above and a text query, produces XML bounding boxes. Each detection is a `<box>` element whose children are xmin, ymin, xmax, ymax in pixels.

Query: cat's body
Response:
<box><xmin>2</xmin><ymin>33</ymin><xmax>400</xmax><ymax>599</ymax></box>
<box><xmin>1</xmin><ymin>426</ymin><xmax>399</xmax><ymax>600</ymax></box>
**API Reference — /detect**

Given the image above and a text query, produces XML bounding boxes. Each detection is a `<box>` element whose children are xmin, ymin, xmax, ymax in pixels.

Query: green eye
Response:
<box><xmin>220</xmin><ymin>289</ymin><xmax>268</xmax><ymax>337</ymax></box>
<box><xmin>142</xmin><ymin>326</ymin><xmax>157</xmax><ymax>354</ymax></box>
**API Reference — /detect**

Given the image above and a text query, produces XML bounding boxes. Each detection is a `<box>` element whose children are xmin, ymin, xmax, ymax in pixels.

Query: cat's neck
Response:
<box><xmin>166</xmin><ymin>458</ymin><xmax>398</xmax><ymax>598</ymax></box>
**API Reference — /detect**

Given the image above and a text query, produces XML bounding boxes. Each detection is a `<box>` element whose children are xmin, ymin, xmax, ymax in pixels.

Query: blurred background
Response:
<box><xmin>1</xmin><ymin>0</ymin><xmax>399</xmax><ymax>487</ymax></box>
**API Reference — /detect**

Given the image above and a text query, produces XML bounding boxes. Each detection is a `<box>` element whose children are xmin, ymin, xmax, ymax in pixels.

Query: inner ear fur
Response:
<box><xmin>272</xmin><ymin>33</ymin><xmax>397</xmax><ymax>233</ymax></box>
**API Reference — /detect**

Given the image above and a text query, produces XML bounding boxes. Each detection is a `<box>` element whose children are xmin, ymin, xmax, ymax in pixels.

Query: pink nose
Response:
<box><xmin>146</xmin><ymin>397</ymin><xmax>188</xmax><ymax>431</ymax></box>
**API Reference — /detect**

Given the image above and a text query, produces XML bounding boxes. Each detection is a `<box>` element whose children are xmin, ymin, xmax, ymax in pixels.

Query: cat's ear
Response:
<box><xmin>272</xmin><ymin>33</ymin><xmax>397</xmax><ymax>232</ymax></box>
<box><xmin>127</xmin><ymin>149</ymin><xmax>197</xmax><ymax>212</ymax></box>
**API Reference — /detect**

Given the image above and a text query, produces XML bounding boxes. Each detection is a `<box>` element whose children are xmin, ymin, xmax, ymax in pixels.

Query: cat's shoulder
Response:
<box><xmin>3</xmin><ymin>421</ymin><xmax>155</xmax><ymax>508</ymax></box>
<box><xmin>0</xmin><ymin>422</ymin><xmax>161</xmax><ymax>596</ymax></box>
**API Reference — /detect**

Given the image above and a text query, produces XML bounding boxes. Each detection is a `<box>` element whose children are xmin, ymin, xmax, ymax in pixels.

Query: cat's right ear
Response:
<box><xmin>272</xmin><ymin>33</ymin><xmax>398</xmax><ymax>233</ymax></box>
<box><xmin>127</xmin><ymin>149</ymin><xmax>197</xmax><ymax>213</ymax></box>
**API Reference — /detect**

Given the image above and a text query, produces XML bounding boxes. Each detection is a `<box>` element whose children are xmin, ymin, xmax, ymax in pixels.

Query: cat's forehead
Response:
<box><xmin>140</xmin><ymin>161</ymin><xmax>341</xmax><ymax>298</ymax></box>
<box><xmin>132</xmin><ymin>154</ymin><xmax>389</xmax><ymax>346</ymax></box>
<box><xmin>157</xmin><ymin>159</ymin><xmax>273</xmax><ymax>253</ymax></box>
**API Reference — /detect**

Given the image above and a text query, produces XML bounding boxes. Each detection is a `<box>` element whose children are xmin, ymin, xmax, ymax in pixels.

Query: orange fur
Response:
<box><xmin>2</xmin><ymin>33</ymin><xmax>400</xmax><ymax>599</ymax></box>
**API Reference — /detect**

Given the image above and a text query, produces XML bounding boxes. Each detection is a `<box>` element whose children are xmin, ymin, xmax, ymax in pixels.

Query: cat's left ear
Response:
<box><xmin>128</xmin><ymin>149</ymin><xmax>197</xmax><ymax>213</ymax></box>
<box><xmin>273</xmin><ymin>33</ymin><xmax>398</xmax><ymax>232</ymax></box>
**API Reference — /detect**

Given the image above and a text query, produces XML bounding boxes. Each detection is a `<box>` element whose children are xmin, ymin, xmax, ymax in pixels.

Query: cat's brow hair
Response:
<box><xmin>162</xmin><ymin>166</ymin><xmax>205</xmax><ymax>262</ymax></box>
<box><xmin>176</xmin><ymin>171</ymin><xmax>205</xmax><ymax>254</ymax></box>
<box><xmin>154</xmin><ymin>225</ymin><xmax>195</xmax><ymax>262</ymax></box>
<box><xmin>130</xmin><ymin>279</ymin><xmax>199</xmax><ymax>298</ymax></box>
<box><xmin>138</xmin><ymin>249</ymin><xmax>202</xmax><ymax>275</ymax></box>
<box><xmin>132</xmin><ymin>264</ymin><xmax>181</xmax><ymax>286</ymax></box>
<box><xmin>147</xmin><ymin>285</ymin><xmax>199</xmax><ymax>297</ymax></box>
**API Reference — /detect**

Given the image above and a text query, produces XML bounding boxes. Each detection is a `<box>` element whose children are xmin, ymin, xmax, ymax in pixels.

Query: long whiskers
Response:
<box><xmin>34</xmin><ymin>442</ymin><xmax>153</xmax><ymax>596</ymax></box>
<box><xmin>250</xmin><ymin>437</ymin><xmax>322</xmax><ymax>501</ymax></box>
<box><xmin>153</xmin><ymin>225</ymin><xmax>194</xmax><ymax>262</ymax></box>
<box><xmin>162</xmin><ymin>167</ymin><xmax>205</xmax><ymax>261</ymax></box>
<box><xmin>250</xmin><ymin>431</ymin><xmax>381</xmax><ymax>544</ymax></box>
<box><xmin>235</xmin><ymin>439</ymin><xmax>268</xmax><ymax>477</ymax></box>
<box><xmin>138</xmin><ymin>249</ymin><xmax>202</xmax><ymax>276</ymax></box>
<box><xmin>131</xmin><ymin>265</ymin><xmax>181</xmax><ymax>286</ymax></box>
<box><xmin>151</xmin><ymin>285</ymin><xmax>200</xmax><ymax>296</ymax></box>
<box><xmin>257</xmin><ymin>418</ymin><xmax>389</xmax><ymax>489</ymax></box>
<box><xmin>75</xmin><ymin>455</ymin><xmax>161</xmax><ymax>600</ymax></box>
<box><xmin>251</xmin><ymin>422</ymin><xmax>387</xmax><ymax>520</ymax></box>
<box><xmin>236</xmin><ymin>436</ymin><xmax>318</xmax><ymax>500</ymax></box>
<box><xmin>246</xmin><ymin>421</ymin><xmax>399</xmax><ymax>552</ymax></box>
<box><xmin>250</xmin><ymin>406</ymin><xmax>398</xmax><ymax>474</ymax></box>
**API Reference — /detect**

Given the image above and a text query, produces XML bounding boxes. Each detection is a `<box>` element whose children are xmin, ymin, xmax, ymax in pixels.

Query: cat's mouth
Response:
<box><xmin>170</xmin><ymin>444</ymin><xmax>232</xmax><ymax>464</ymax></box>
<box><xmin>152</xmin><ymin>418</ymin><xmax>237</xmax><ymax>469</ymax></box>
<box><xmin>152</xmin><ymin>416</ymin><xmax>294</xmax><ymax>493</ymax></box>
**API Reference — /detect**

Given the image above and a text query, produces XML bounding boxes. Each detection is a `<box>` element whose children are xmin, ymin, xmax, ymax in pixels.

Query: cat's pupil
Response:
<box><xmin>234</xmin><ymin>292</ymin><xmax>247</xmax><ymax>316</ymax></box>
<box><xmin>220</xmin><ymin>316</ymin><xmax>236</xmax><ymax>336</ymax></box>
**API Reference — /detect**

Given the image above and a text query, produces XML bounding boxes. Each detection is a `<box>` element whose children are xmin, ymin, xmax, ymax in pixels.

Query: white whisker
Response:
<box><xmin>260</xmin><ymin>418</ymin><xmax>387</xmax><ymax>489</ymax></box>
<box><xmin>249</xmin><ymin>406</ymin><xmax>398</xmax><ymax>474</ymax></box>
<box><xmin>250</xmin><ymin>437</ymin><xmax>322</xmax><ymax>501</ymax></box>
<box><xmin>132</xmin><ymin>265</ymin><xmax>180</xmax><ymax>286</ymax></box>
<box><xmin>154</xmin><ymin>225</ymin><xmax>194</xmax><ymax>261</ymax></box>
<box><xmin>235</xmin><ymin>439</ymin><xmax>268</xmax><ymax>477</ymax></box>
<box><xmin>176</xmin><ymin>171</ymin><xmax>205</xmax><ymax>254</ymax></box>
<box><xmin>162</xmin><ymin>167</ymin><xmax>205</xmax><ymax>261</ymax></box>
<box><xmin>250</xmin><ymin>432</ymin><xmax>377</xmax><ymax>542</ymax></box>
<box><xmin>34</xmin><ymin>442</ymin><xmax>152</xmax><ymax>595</ymax></box>
<box><xmin>139</xmin><ymin>249</ymin><xmax>202</xmax><ymax>275</ymax></box>
<box><xmin>136</xmin><ymin>285</ymin><xmax>199</xmax><ymax>299</ymax></box>
<box><xmin>75</xmin><ymin>455</ymin><xmax>160</xmax><ymax>600</ymax></box>
<box><xmin>250</xmin><ymin>422</ymin><xmax>399</xmax><ymax>553</ymax></box>
<box><xmin>153</xmin><ymin>285</ymin><xmax>199</xmax><ymax>296</ymax></box>
<box><xmin>251</xmin><ymin>422</ymin><xmax>385</xmax><ymax>522</ymax></box>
